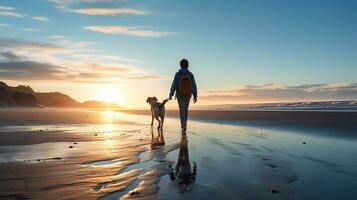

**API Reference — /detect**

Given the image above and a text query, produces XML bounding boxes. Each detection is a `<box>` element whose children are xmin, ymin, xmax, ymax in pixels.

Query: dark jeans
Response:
<box><xmin>177</xmin><ymin>95</ymin><xmax>191</xmax><ymax>128</ymax></box>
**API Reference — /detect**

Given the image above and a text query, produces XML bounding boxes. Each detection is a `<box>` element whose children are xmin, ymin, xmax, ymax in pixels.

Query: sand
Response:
<box><xmin>0</xmin><ymin>108</ymin><xmax>356</xmax><ymax>200</ymax></box>
<box><xmin>121</xmin><ymin>109</ymin><xmax>357</xmax><ymax>127</ymax></box>
<box><xmin>122</xmin><ymin>109</ymin><xmax>357</xmax><ymax>138</ymax></box>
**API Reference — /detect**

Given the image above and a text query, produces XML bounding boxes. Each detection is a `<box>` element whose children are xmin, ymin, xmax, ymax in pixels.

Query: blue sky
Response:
<box><xmin>0</xmin><ymin>0</ymin><xmax>356</xmax><ymax>107</ymax></box>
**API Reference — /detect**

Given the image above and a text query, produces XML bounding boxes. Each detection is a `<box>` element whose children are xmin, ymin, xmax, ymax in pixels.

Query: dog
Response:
<box><xmin>146</xmin><ymin>96</ymin><xmax>169</xmax><ymax>129</ymax></box>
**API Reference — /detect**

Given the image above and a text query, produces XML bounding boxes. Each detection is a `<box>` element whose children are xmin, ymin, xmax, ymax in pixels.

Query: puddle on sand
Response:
<box><xmin>82</xmin><ymin>159</ymin><xmax>124</xmax><ymax>167</ymax></box>
<box><xmin>97</xmin><ymin>150</ymin><xmax>155</xmax><ymax>199</ymax></box>
<box><xmin>98</xmin><ymin>143</ymin><xmax>176</xmax><ymax>200</ymax></box>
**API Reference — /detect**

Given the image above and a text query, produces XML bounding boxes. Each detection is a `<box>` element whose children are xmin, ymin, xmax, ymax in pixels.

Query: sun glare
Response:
<box><xmin>95</xmin><ymin>87</ymin><xmax>124</xmax><ymax>105</ymax></box>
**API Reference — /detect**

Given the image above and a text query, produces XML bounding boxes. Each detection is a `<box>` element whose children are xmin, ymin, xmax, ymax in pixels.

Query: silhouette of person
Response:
<box><xmin>169</xmin><ymin>58</ymin><xmax>197</xmax><ymax>131</ymax></box>
<box><xmin>169</xmin><ymin>132</ymin><xmax>197</xmax><ymax>191</ymax></box>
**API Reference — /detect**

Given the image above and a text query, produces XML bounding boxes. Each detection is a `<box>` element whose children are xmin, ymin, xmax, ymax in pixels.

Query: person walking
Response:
<box><xmin>169</xmin><ymin>58</ymin><xmax>197</xmax><ymax>131</ymax></box>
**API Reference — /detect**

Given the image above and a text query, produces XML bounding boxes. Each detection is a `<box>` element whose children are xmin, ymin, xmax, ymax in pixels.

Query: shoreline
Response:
<box><xmin>121</xmin><ymin>109</ymin><xmax>357</xmax><ymax>139</ymax></box>
<box><xmin>120</xmin><ymin>109</ymin><xmax>357</xmax><ymax>126</ymax></box>
<box><xmin>1</xmin><ymin>108</ymin><xmax>356</xmax><ymax>134</ymax></box>
<box><xmin>1</xmin><ymin>108</ymin><xmax>356</xmax><ymax>139</ymax></box>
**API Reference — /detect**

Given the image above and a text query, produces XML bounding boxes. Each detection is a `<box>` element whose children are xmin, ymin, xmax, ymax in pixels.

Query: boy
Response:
<box><xmin>169</xmin><ymin>58</ymin><xmax>197</xmax><ymax>131</ymax></box>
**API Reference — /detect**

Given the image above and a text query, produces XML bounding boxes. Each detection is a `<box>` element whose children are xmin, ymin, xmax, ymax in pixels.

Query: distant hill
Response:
<box><xmin>0</xmin><ymin>81</ymin><xmax>121</xmax><ymax>108</ymax></box>
<box><xmin>0</xmin><ymin>81</ymin><xmax>35</xmax><ymax>94</ymax></box>
<box><xmin>12</xmin><ymin>91</ymin><xmax>38</xmax><ymax>106</ymax></box>
<box><xmin>35</xmin><ymin>92</ymin><xmax>81</xmax><ymax>108</ymax></box>
<box><xmin>0</xmin><ymin>85</ymin><xmax>14</xmax><ymax>105</ymax></box>
<box><xmin>0</xmin><ymin>81</ymin><xmax>39</xmax><ymax>107</ymax></box>
<box><xmin>81</xmin><ymin>100</ymin><xmax>120</xmax><ymax>109</ymax></box>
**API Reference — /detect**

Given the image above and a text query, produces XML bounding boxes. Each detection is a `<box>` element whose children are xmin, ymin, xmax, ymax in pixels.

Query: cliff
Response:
<box><xmin>0</xmin><ymin>82</ymin><xmax>39</xmax><ymax>107</ymax></box>
<box><xmin>0</xmin><ymin>81</ymin><xmax>120</xmax><ymax>108</ymax></box>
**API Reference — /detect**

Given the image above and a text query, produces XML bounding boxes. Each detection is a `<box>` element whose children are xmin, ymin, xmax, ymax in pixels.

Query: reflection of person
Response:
<box><xmin>150</xmin><ymin>127</ymin><xmax>165</xmax><ymax>150</ymax></box>
<box><xmin>169</xmin><ymin>133</ymin><xmax>197</xmax><ymax>191</ymax></box>
<box><xmin>169</xmin><ymin>59</ymin><xmax>198</xmax><ymax>131</ymax></box>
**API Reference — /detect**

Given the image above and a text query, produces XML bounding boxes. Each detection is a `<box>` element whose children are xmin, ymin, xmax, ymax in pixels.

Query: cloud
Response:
<box><xmin>0</xmin><ymin>11</ymin><xmax>25</xmax><ymax>18</ymax></box>
<box><xmin>0</xmin><ymin>23</ymin><xmax>9</xmax><ymax>30</ymax></box>
<box><xmin>0</xmin><ymin>37</ymin><xmax>163</xmax><ymax>84</ymax></box>
<box><xmin>201</xmin><ymin>83</ymin><xmax>357</xmax><ymax>103</ymax></box>
<box><xmin>85</xmin><ymin>62</ymin><xmax>131</xmax><ymax>72</ymax></box>
<box><xmin>51</xmin><ymin>0</ymin><xmax>123</xmax><ymax>7</ymax></box>
<box><xmin>0</xmin><ymin>36</ymin><xmax>119</xmax><ymax>63</ymax></box>
<box><xmin>286</xmin><ymin>83</ymin><xmax>357</xmax><ymax>91</ymax></box>
<box><xmin>0</xmin><ymin>6</ymin><xmax>15</xmax><ymax>10</ymax></box>
<box><xmin>51</xmin><ymin>0</ymin><xmax>114</xmax><ymax>6</ymax></box>
<box><xmin>123</xmin><ymin>75</ymin><xmax>165</xmax><ymax>80</ymax></box>
<box><xmin>77</xmin><ymin>72</ymin><xmax>107</xmax><ymax>78</ymax></box>
<box><xmin>0</xmin><ymin>38</ymin><xmax>65</xmax><ymax>51</ymax></box>
<box><xmin>83</xmin><ymin>26</ymin><xmax>177</xmax><ymax>37</ymax></box>
<box><xmin>73</xmin><ymin>7</ymin><xmax>148</xmax><ymax>15</ymax></box>
<box><xmin>0</xmin><ymin>51</ymin><xmax>26</xmax><ymax>61</ymax></box>
<box><xmin>0</xmin><ymin>61</ymin><xmax>65</xmax><ymax>80</ymax></box>
<box><xmin>0</xmin><ymin>37</ymin><xmax>91</xmax><ymax>65</ymax></box>
<box><xmin>47</xmin><ymin>35</ymin><xmax>70</xmax><ymax>40</ymax></box>
<box><xmin>0</xmin><ymin>47</ymin><xmax>160</xmax><ymax>83</ymax></box>
<box><xmin>68</xmin><ymin>53</ymin><xmax>140</xmax><ymax>63</ymax></box>
<box><xmin>32</xmin><ymin>16</ymin><xmax>50</xmax><ymax>21</ymax></box>
<box><xmin>0</xmin><ymin>59</ymin><xmax>115</xmax><ymax>82</ymax></box>
<box><xmin>21</xmin><ymin>28</ymin><xmax>40</xmax><ymax>32</ymax></box>
<box><xmin>0</xmin><ymin>5</ymin><xmax>25</xmax><ymax>18</ymax></box>
<box><xmin>50</xmin><ymin>0</ymin><xmax>147</xmax><ymax>15</ymax></box>
<box><xmin>0</xmin><ymin>59</ymin><xmax>160</xmax><ymax>83</ymax></box>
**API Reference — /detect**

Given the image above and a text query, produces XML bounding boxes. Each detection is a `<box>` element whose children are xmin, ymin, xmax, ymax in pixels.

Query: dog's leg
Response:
<box><xmin>151</xmin><ymin>115</ymin><xmax>154</xmax><ymax>126</ymax></box>
<box><xmin>155</xmin><ymin>116</ymin><xmax>161</xmax><ymax>129</ymax></box>
<box><xmin>161</xmin><ymin>117</ymin><xmax>164</xmax><ymax>129</ymax></box>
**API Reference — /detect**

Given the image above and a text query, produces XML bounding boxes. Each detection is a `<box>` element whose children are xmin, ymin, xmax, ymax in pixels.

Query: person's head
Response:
<box><xmin>180</xmin><ymin>58</ymin><xmax>189</xmax><ymax>69</ymax></box>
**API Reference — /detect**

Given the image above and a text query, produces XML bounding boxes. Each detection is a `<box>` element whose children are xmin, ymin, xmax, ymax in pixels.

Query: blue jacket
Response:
<box><xmin>169</xmin><ymin>68</ymin><xmax>197</xmax><ymax>98</ymax></box>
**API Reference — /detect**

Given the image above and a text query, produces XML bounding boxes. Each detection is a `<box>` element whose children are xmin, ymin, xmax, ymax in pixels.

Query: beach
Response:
<box><xmin>0</xmin><ymin>108</ymin><xmax>356</xmax><ymax>199</ymax></box>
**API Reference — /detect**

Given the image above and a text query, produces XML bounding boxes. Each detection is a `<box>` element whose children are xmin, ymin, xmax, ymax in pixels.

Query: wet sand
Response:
<box><xmin>121</xmin><ymin>109</ymin><xmax>357</xmax><ymax>127</ymax></box>
<box><xmin>122</xmin><ymin>109</ymin><xmax>357</xmax><ymax>138</ymax></box>
<box><xmin>0</xmin><ymin>108</ymin><xmax>356</xmax><ymax>199</ymax></box>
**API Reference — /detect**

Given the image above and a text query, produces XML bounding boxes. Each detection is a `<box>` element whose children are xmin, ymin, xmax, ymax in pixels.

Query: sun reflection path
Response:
<box><xmin>102</xmin><ymin>110</ymin><xmax>116</xmax><ymax>124</ymax></box>
<box><xmin>101</xmin><ymin>111</ymin><xmax>119</xmax><ymax>149</ymax></box>
<box><xmin>99</xmin><ymin>110</ymin><xmax>138</xmax><ymax>150</ymax></box>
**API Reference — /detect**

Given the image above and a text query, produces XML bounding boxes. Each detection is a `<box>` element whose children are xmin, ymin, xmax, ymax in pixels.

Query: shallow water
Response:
<box><xmin>0</xmin><ymin>109</ymin><xmax>356</xmax><ymax>199</ymax></box>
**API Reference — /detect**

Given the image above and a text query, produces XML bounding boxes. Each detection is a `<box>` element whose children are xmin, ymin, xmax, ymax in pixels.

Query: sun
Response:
<box><xmin>95</xmin><ymin>86</ymin><xmax>124</xmax><ymax>105</ymax></box>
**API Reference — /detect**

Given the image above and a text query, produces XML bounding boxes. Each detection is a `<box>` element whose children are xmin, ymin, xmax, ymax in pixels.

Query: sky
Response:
<box><xmin>0</xmin><ymin>0</ymin><xmax>356</xmax><ymax>108</ymax></box>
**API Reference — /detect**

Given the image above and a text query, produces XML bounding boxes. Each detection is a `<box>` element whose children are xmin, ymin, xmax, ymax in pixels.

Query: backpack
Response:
<box><xmin>178</xmin><ymin>75</ymin><xmax>192</xmax><ymax>96</ymax></box>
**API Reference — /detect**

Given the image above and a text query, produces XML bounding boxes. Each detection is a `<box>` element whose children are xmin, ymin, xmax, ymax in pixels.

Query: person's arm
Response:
<box><xmin>191</xmin><ymin>73</ymin><xmax>197</xmax><ymax>103</ymax></box>
<box><xmin>169</xmin><ymin>72</ymin><xmax>179</xmax><ymax>99</ymax></box>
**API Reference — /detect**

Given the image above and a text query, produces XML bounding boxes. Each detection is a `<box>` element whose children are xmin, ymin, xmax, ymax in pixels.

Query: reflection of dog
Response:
<box><xmin>146</xmin><ymin>96</ymin><xmax>169</xmax><ymax>129</ymax></box>
<box><xmin>150</xmin><ymin>127</ymin><xmax>165</xmax><ymax>150</ymax></box>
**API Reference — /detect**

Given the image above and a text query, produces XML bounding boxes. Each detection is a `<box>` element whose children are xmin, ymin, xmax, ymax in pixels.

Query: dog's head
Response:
<box><xmin>146</xmin><ymin>96</ymin><xmax>158</xmax><ymax>104</ymax></box>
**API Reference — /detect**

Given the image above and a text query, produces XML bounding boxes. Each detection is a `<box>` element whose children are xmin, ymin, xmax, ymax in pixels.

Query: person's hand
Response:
<box><xmin>193</xmin><ymin>96</ymin><xmax>197</xmax><ymax>104</ymax></box>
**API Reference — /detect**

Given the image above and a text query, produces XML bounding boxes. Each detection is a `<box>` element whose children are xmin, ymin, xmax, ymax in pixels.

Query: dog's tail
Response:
<box><xmin>160</xmin><ymin>99</ymin><xmax>169</xmax><ymax>107</ymax></box>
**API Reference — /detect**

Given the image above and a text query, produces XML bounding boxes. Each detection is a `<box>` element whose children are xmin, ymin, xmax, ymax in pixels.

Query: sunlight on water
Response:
<box><xmin>103</xmin><ymin>139</ymin><xmax>117</xmax><ymax>150</ymax></box>
<box><xmin>102</xmin><ymin>124</ymin><xmax>115</xmax><ymax>134</ymax></box>
<box><xmin>102</xmin><ymin>110</ymin><xmax>116</xmax><ymax>124</ymax></box>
